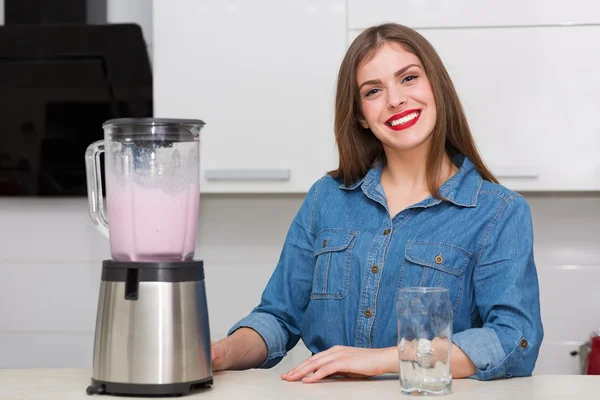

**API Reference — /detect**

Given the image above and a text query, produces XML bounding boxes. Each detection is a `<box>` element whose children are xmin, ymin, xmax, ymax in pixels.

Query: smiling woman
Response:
<box><xmin>211</xmin><ymin>22</ymin><xmax>544</xmax><ymax>385</ymax></box>
<box><xmin>330</xmin><ymin>24</ymin><xmax>498</xmax><ymax>208</ymax></box>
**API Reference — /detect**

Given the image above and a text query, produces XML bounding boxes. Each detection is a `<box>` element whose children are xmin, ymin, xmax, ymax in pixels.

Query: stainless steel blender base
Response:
<box><xmin>89</xmin><ymin>261</ymin><xmax>213</xmax><ymax>396</ymax></box>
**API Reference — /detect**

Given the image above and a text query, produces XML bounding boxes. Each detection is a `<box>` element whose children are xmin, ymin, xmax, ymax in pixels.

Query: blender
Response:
<box><xmin>84</xmin><ymin>118</ymin><xmax>212</xmax><ymax>396</ymax></box>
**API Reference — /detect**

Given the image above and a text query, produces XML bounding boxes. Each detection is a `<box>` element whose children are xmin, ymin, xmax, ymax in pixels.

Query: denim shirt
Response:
<box><xmin>228</xmin><ymin>155</ymin><xmax>544</xmax><ymax>380</ymax></box>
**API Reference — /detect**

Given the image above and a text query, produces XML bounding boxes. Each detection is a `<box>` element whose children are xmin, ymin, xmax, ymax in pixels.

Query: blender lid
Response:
<box><xmin>103</xmin><ymin>117</ymin><xmax>206</xmax><ymax>127</ymax></box>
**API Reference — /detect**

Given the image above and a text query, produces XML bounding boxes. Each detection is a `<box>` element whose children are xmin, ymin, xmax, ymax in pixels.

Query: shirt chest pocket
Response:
<box><xmin>401</xmin><ymin>241</ymin><xmax>471</xmax><ymax>313</ymax></box>
<box><xmin>311</xmin><ymin>229</ymin><xmax>357</xmax><ymax>300</ymax></box>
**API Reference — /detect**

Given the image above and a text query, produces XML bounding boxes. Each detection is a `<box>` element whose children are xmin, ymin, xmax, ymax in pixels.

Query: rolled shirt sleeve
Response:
<box><xmin>227</xmin><ymin>312</ymin><xmax>290</xmax><ymax>368</ymax></box>
<box><xmin>452</xmin><ymin>195</ymin><xmax>544</xmax><ymax>380</ymax></box>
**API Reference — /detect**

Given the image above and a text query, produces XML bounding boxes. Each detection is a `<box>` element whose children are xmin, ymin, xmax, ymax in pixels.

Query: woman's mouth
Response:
<box><xmin>385</xmin><ymin>110</ymin><xmax>421</xmax><ymax>131</ymax></box>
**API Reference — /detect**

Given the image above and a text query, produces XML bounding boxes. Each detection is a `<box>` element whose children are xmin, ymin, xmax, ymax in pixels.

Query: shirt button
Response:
<box><xmin>520</xmin><ymin>339</ymin><xmax>528</xmax><ymax>349</ymax></box>
<box><xmin>383</xmin><ymin>229</ymin><xmax>391</xmax><ymax>235</ymax></box>
<box><xmin>435</xmin><ymin>255</ymin><xmax>443</xmax><ymax>264</ymax></box>
<box><xmin>371</xmin><ymin>265</ymin><xmax>379</xmax><ymax>273</ymax></box>
<box><xmin>364</xmin><ymin>309</ymin><xmax>372</xmax><ymax>318</ymax></box>
<box><xmin>322</xmin><ymin>239</ymin><xmax>327</xmax><ymax>247</ymax></box>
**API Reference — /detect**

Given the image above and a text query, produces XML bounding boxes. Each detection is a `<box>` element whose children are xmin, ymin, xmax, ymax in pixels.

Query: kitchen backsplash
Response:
<box><xmin>1</xmin><ymin>193</ymin><xmax>599</xmax><ymax>374</ymax></box>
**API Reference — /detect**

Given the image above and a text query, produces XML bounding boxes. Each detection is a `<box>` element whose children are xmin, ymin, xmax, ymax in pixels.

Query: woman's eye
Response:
<box><xmin>402</xmin><ymin>75</ymin><xmax>419</xmax><ymax>84</ymax></box>
<box><xmin>365</xmin><ymin>88</ymin><xmax>380</xmax><ymax>97</ymax></box>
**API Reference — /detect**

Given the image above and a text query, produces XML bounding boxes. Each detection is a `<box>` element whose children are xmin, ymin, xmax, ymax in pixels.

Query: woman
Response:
<box><xmin>210</xmin><ymin>23</ymin><xmax>544</xmax><ymax>383</ymax></box>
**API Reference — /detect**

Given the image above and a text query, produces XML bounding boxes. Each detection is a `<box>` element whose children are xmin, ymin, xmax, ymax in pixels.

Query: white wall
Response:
<box><xmin>0</xmin><ymin>195</ymin><xmax>312</xmax><ymax>371</ymax></box>
<box><xmin>1</xmin><ymin>193</ymin><xmax>600</xmax><ymax>374</ymax></box>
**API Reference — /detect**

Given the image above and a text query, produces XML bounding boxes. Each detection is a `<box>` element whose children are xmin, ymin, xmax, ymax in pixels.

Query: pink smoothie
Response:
<box><xmin>105</xmin><ymin>175</ymin><xmax>199</xmax><ymax>262</ymax></box>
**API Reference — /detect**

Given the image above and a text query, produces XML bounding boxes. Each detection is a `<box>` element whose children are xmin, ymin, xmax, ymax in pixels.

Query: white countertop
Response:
<box><xmin>1</xmin><ymin>369</ymin><xmax>600</xmax><ymax>400</ymax></box>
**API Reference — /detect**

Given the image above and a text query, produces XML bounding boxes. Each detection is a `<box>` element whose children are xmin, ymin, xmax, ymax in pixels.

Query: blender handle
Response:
<box><xmin>85</xmin><ymin>140</ymin><xmax>109</xmax><ymax>238</ymax></box>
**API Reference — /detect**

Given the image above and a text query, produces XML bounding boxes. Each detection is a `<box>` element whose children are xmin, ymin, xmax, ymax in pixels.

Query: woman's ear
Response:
<box><xmin>360</xmin><ymin>119</ymin><xmax>369</xmax><ymax>129</ymax></box>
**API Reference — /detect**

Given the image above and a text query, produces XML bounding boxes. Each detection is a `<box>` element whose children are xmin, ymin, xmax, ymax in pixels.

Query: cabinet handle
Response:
<box><xmin>492</xmin><ymin>166</ymin><xmax>539</xmax><ymax>179</ymax></box>
<box><xmin>204</xmin><ymin>169</ymin><xmax>291</xmax><ymax>181</ymax></box>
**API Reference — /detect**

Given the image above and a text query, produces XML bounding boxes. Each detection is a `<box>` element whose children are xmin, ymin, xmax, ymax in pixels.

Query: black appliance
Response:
<box><xmin>0</xmin><ymin>23</ymin><xmax>153</xmax><ymax>196</ymax></box>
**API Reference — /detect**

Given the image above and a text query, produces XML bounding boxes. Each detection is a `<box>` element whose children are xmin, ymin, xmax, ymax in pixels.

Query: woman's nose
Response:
<box><xmin>387</xmin><ymin>88</ymin><xmax>407</xmax><ymax>109</ymax></box>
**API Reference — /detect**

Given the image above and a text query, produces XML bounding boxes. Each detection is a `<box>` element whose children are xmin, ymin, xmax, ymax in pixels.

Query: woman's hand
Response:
<box><xmin>209</xmin><ymin>329</ymin><xmax>269</xmax><ymax>372</ymax></box>
<box><xmin>281</xmin><ymin>345</ymin><xmax>398</xmax><ymax>383</ymax></box>
<box><xmin>211</xmin><ymin>340</ymin><xmax>228</xmax><ymax>372</ymax></box>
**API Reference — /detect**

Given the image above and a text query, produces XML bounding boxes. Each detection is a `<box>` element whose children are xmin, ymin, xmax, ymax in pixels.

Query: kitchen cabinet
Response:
<box><xmin>348</xmin><ymin>0</ymin><xmax>600</xmax><ymax>29</ymax></box>
<box><xmin>153</xmin><ymin>1</ymin><xmax>346</xmax><ymax>193</ymax></box>
<box><xmin>348</xmin><ymin>0</ymin><xmax>600</xmax><ymax>191</ymax></box>
<box><xmin>154</xmin><ymin>0</ymin><xmax>600</xmax><ymax>193</ymax></box>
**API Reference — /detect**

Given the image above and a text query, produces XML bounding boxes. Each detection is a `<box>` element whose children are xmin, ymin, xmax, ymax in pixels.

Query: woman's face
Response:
<box><xmin>356</xmin><ymin>42</ymin><xmax>437</xmax><ymax>155</ymax></box>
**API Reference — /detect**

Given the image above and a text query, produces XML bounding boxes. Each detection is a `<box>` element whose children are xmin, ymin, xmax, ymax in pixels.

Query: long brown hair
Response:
<box><xmin>329</xmin><ymin>23</ymin><xmax>498</xmax><ymax>197</ymax></box>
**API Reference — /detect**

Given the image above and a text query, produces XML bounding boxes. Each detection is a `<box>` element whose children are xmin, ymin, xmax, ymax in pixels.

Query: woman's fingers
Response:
<box><xmin>282</xmin><ymin>348</ymin><xmax>343</xmax><ymax>381</ymax></box>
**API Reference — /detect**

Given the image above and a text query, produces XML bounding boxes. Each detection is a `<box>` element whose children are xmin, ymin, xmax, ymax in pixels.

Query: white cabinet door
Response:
<box><xmin>347</xmin><ymin>0</ymin><xmax>600</xmax><ymax>191</ymax></box>
<box><xmin>415</xmin><ymin>25</ymin><xmax>600</xmax><ymax>191</ymax></box>
<box><xmin>153</xmin><ymin>1</ymin><xmax>346</xmax><ymax>193</ymax></box>
<box><xmin>348</xmin><ymin>0</ymin><xmax>600</xmax><ymax>29</ymax></box>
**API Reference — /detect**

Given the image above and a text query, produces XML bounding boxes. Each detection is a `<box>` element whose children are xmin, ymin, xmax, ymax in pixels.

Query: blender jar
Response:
<box><xmin>85</xmin><ymin>118</ymin><xmax>205</xmax><ymax>262</ymax></box>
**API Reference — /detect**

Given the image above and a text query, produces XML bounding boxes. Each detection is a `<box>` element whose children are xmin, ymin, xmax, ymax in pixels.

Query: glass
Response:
<box><xmin>85</xmin><ymin>118</ymin><xmax>205</xmax><ymax>262</ymax></box>
<box><xmin>396</xmin><ymin>287</ymin><xmax>453</xmax><ymax>396</ymax></box>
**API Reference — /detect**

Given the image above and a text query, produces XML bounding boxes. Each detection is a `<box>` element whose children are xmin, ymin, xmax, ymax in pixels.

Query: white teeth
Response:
<box><xmin>390</xmin><ymin>111</ymin><xmax>419</xmax><ymax>126</ymax></box>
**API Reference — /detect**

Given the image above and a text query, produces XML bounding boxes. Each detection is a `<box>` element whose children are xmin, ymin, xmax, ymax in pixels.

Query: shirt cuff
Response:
<box><xmin>228</xmin><ymin>312</ymin><xmax>289</xmax><ymax>369</ymax></box>
<box><xmin>452</xmin><ymin>327</ymin><xmax>511</xmax><ymax>380</ymax></box>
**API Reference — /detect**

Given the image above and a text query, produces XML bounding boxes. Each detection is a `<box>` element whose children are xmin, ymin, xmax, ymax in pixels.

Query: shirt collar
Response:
<box><xmin>338</xmin><ymin>154</ymin><xmax>482</xmax><ymax>208</ymax></box>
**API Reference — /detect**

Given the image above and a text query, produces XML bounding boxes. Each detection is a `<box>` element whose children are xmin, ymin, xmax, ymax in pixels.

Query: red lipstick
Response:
<box><xmin>385</xmin><ymin>109</ymin><xmax>421</xmax><ymax>131</ymax></box>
